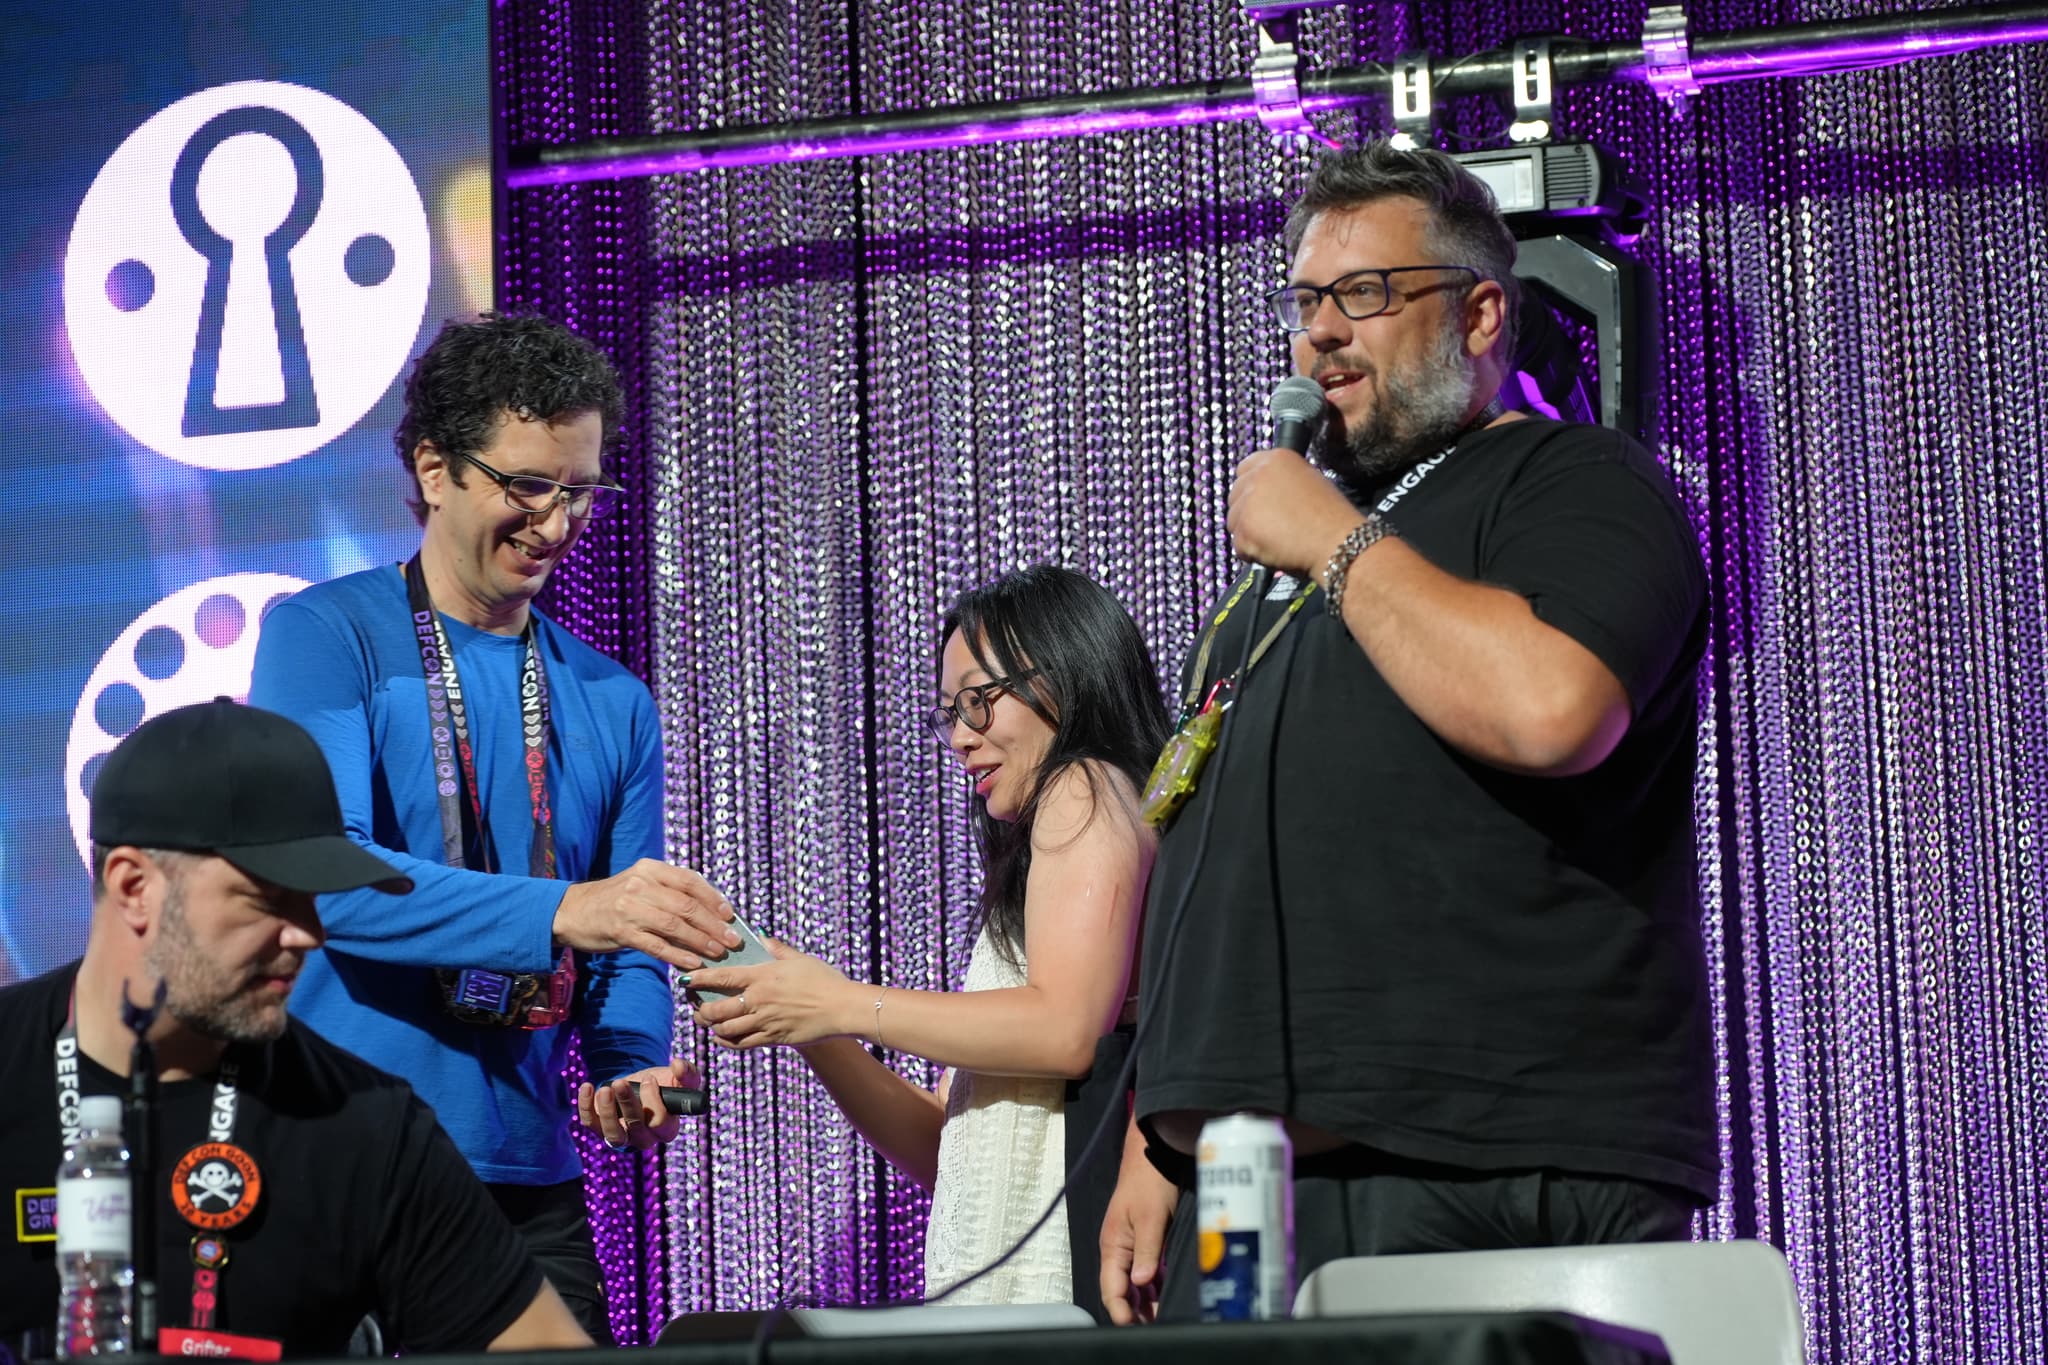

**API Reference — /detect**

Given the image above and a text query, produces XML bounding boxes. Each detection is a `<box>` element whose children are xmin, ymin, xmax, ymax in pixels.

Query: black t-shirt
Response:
<box><xmin>1135</xmin><ymin>417</ymin><xmax>1718</xmax><ymax>1201</ymax></box>
<box><xmin>0</xmin><ymin>963</ymin><xmax>544</xmax><ymax>1354</ymax></box>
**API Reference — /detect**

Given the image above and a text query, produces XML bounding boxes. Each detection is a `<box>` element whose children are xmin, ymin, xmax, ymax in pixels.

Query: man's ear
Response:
<box><xmin>1465</xmin><ymin>279</ymin><xmax>1510</xmax><ymax>360</ymax></box>
<box><xmin>99</xmin><ymin>846</ymin><xmax>157</xmax><ymax>938</ymax></box>
<box><xmin>414</xmin><ymin>441</ymin><xmax>451</xmax><ymax>512</ymax></box>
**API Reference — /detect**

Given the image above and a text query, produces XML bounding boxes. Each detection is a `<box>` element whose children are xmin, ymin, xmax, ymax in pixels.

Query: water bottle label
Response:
<box><xmin>55</xmin><ymin>1179</ymin><xmax>131</xmax><ymax>1257</ymax></box>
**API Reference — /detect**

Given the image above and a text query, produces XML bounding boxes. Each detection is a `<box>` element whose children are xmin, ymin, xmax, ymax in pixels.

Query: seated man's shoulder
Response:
<box><xmin>0</xmin><ymin>961</ymin><xmax>73</xmax><ymax>1017</ymax></box>
<box><xmin>0</xmin><ymin>964</ymin><xmax>74</xmax><ymax>1064</ymax></box>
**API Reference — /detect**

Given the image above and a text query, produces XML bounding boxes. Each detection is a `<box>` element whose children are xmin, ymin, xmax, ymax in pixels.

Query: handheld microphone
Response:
<box><xmin>1269</xmin><ymin>374</ymin><xmax>1326</xmax><ymax>456</ymax></box>
<box><xmin>1248</xmin><ymin>376</ymin><xmax>1330</xmax><ymax>597</ymax></box>
<box><xmin>658</xmin><ymin>1086</ymin><xmax>709</xmax><ymax>1116</ymax></box>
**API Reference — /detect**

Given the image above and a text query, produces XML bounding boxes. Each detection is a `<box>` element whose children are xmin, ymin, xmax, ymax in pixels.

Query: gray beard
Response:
<box><xmin>1322</xmin><ymin>316</ymin><xmax>1479</xmax><ymax>493</ymax></box>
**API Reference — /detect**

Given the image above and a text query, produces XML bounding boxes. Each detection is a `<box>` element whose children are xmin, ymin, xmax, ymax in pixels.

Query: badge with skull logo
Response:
<box><xmin>171</xmin><ymin>1142</ymin><xmax>262</xmax><ymax>1231</ymax></box>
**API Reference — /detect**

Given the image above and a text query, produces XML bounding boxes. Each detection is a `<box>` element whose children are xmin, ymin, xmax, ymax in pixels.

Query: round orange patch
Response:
<box><xmin>169</xmin><ymin>1143</ymin><xmax>261</xmax><ymax>1231</ymax></box>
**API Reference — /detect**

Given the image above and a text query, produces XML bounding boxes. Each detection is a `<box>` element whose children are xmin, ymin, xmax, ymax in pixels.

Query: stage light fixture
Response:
<box><xmin>1452</xmin><ymin>143</ymin><xmax>1649</xmax><ymax>235</ymax></box>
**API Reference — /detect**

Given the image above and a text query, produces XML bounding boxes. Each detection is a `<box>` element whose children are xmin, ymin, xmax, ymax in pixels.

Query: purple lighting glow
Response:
<box><xmin>506</xmin><ymin>87</ymin><xmax>1342</xmax><ymax>186</ymax></box>
<box><xmin>502</xmin><ymin>0</ymin><xmax>2048</xmax><ymax>1358</ymax></box>
<box><xmin>506</xmin><ymin>11</ymin><xmax>2048</xmax><ymax>188</ymax></box>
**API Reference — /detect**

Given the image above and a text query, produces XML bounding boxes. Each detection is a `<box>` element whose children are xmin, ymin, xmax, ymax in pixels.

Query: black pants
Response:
<box><xmin>1063</xmin><ymin>1029</ymin><xmax>1137</xmax><ymax>1324</ymax></box>
<box><xmin>1157</xmin><ymin>1149</ymin><xmax>1699</xmax><ymax>1323</ymax></box>
<box><xmin>489</xmin><ymin>1180</ymin><xmax>616</xmax><ymax>1346</ymax></box>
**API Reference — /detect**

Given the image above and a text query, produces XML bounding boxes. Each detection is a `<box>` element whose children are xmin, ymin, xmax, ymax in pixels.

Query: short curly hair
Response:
<box><xmin>395</xmin><ymin>312</ymin><xmax>625</xmax><ymax>524</ymax></box>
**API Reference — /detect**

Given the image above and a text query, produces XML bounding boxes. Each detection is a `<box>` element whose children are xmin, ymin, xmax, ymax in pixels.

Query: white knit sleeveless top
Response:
<box><xmin>922</xmin><ymin>926</ymin><xmax>1071</xmax><ymax>1304</ymax></box>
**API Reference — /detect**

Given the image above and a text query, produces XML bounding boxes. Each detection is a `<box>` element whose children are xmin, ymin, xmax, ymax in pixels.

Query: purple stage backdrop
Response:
<box><xmin>498</xmin><ymin>0</ymin><xmax>2048</xmax><ymax>1357</ymax></box>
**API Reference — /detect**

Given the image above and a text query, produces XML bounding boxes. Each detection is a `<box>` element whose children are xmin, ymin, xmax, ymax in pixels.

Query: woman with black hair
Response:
<box><xmin>687</xmin><ymin>564</ymin><xmax>1168</xmax><ymax>1308</ymax></box>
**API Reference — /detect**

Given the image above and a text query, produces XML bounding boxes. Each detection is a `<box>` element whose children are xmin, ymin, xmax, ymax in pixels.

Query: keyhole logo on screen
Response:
<box><xmin>172</xmin><ymin>108</ymin><xmax>324</xmax><ymax>436</ymax></box>
<box><xmin>64</xmin><ymin>81</ymin><xmax>431</xmax><ymax>471</ymax></box>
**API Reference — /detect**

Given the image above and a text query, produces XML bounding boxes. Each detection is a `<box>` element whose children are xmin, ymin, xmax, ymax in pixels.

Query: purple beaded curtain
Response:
<box><xmin>498</xmin><ymin>0</ymin><xmax>673</xmax><ymax>1344</ymax></box>
<box><xmin>501</xmin><ymin>0</ymin><xmax>2048</xmax><ymax>1357</ymax></box>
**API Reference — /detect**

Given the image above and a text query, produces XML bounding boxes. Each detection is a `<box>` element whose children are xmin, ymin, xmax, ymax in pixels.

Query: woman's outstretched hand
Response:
<box><xmin>688</xmin><ymin>939</ymin><xmax>863</xmax><ymax>1049</ymax></box>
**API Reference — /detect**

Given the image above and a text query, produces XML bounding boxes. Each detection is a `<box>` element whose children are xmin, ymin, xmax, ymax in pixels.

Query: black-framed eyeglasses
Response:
<box><xmin>465</xmin><ymin>454</ymin><xmax>627</xmax><ymax>521</ymax></box>
<box><xmin>926</xmin><ymin>672</ymin><xmax>1039</xmax><ymax>744</ymax></box>
<box><xmin>1264</xmin><ymin>265</ymin><xmax>1484</xmax><ymax>333</ymax></box>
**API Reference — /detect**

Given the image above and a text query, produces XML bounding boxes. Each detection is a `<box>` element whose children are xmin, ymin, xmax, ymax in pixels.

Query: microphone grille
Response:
<box><xmin>1269</xmin><ymin>375</ymin><xmax>1326</xmax><ymax>426</ymax></box>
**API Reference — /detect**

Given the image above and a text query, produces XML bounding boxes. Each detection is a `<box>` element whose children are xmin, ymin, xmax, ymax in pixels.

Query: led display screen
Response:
<box><xmin>0</xmin><ymin>2</ymin><xmax>491</xmax><ymax>983</ymax></box>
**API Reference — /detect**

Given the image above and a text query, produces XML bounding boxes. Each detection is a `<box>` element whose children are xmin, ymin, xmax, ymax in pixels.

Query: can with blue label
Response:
<box><xmin>1196</xmin><ymin>1112</ymin><xmax>1293</xmax><ymax>1321</ymax></box>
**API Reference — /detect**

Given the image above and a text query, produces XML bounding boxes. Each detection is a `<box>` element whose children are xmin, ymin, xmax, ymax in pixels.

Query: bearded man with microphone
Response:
<box><xmin>1100</xmin><ymin>141</ymin><xmax>1717</xmax><ymax>1324</ymax></box>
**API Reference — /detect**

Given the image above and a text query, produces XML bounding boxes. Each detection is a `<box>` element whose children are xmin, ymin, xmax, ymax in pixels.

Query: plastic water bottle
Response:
<box><xmin>56</xmin><ymin>1094</ymin><xmax>133</xmax><ymax>1357</ymax></box>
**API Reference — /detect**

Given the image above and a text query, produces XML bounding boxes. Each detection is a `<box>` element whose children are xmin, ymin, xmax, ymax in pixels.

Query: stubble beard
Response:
<box><xmin>145</xmin><ymin>879</ymin><xmax>291</xmax><ymax>1047</ymax></box>
<box><xmin>1322</xmin><ymin>309</ymin><xmax>1480</xmax><ymax>493</ymax></box>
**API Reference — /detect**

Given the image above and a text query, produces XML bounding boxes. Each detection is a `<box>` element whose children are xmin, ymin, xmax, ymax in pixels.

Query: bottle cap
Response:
<box><xmin>79</xmin><ymin>1094</ymin><xmax>124</xmax><ymax>1133</ymax></box>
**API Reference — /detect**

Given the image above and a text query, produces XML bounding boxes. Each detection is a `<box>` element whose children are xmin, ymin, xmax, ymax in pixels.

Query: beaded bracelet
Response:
<box><xmin>1322</xmin><ymin>513</ymin><xmax>1396</xmax><ymax>617</ymax></box>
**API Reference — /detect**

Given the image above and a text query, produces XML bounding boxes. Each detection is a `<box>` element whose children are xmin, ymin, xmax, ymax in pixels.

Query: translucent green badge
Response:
<box><xmin>1142</xmin><ymin>570</ymin><xmax>1315</xmax><ymax>833</ymax></box>
<box><xmin>1140</xmin><ymin>682</ymin><xmax>1230</xmax><ymax>831</ymax></box>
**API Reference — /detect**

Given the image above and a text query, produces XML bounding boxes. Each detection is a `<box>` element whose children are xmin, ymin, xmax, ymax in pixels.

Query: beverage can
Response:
<box><xmin>1196</xmin><ymin>1112</ymin><xmax>1293</xmax><ymax>1321</ymax></box>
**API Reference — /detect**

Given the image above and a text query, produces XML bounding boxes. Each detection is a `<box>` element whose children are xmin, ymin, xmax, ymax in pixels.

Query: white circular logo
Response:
<box><xmin>64</xmin><ymin>80</ymin><xmax>431</xmax><ymax>471</ymax></box>
<box><xmin>66</xmin><ymin>573</ymin><xmax>311</xmax><ymax>870</ymax></box>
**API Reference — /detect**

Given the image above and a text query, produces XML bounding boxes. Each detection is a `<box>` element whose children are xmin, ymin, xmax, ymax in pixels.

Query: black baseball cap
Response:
<box><xmin>90</xmin><ymin>698</ymin><xmax>411</xmax><ymax>896</ymax></box>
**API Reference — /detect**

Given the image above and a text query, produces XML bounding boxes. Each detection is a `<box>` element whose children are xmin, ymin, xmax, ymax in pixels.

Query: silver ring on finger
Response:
<box><xmin>737</xmin><ymin>993</ymin><xmax>749</xmax><ymax>1014</ymax></box>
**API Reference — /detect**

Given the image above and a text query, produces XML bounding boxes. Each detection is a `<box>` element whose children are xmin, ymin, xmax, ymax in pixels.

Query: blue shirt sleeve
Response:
<box><xmin>574</xmin><ymin>683</ymin><xmax>673</xmax><ymax>1081</ymax></box>
<box><xmin>250</xmin><ymin>594</ymin><xmax>565</xmax><ymax>975</ymax></box>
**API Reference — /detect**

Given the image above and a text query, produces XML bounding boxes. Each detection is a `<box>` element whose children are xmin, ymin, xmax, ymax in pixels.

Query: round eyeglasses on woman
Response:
<box><xmin>1263</xmin><ymin>264</ymin><xmax>1484</xmax><ymax>333</ymax></box>
<box><xmin>926</xmin><ymin>672</ymin><xmax>1039</xmax><ymax>745</ymax></box>
<box><xmin>465</xmin><ymin>453</ymin><xmax>627</xmax><ymax>521</ymax></box>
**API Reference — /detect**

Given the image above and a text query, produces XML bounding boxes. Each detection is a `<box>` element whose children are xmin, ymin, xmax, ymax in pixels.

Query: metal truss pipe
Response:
<box><xmin>505</xmin><ymin>1</ymin><xmax>2048</xmax><ymax>187</ymax></box>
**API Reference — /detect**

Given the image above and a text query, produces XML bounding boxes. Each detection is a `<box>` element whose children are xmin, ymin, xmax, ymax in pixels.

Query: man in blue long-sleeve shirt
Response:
<box><xmin>250</xmin><ymin>313</ymin><xmax>741</xmax><ymax>1341</ymax></box>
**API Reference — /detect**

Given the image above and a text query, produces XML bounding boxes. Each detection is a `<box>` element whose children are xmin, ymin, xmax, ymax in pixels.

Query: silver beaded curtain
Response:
<box><xmin>499</xmin><ymin>0</ymin><xmax>2048</xmax><ymax>1357</ymax></box>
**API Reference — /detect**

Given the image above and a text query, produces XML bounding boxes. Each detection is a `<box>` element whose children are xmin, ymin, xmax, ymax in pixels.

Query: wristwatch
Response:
<box><xmin>1321</xmin><ymin>514</ymin><xmax>1395</xmax><ymax>617</ymax></box>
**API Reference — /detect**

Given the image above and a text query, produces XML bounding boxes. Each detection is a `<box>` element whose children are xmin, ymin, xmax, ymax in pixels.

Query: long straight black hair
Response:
<box><xmin>943</xmin><ymin>565</ymin><xmax>1171</xmax><ymax>964</ymax></box>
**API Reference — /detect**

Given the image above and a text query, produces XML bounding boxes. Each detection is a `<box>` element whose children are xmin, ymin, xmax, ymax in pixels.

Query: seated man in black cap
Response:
<box><xmin>0</xmin><ymin>699</ymin><xmax>591</xmax><ymax>1357</ymax></box>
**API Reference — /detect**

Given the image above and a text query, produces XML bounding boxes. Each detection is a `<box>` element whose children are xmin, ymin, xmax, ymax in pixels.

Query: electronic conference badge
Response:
<box><xmin>189</xmin><ymin>1231</ymin><xmax>230</xmax><ymax>1330</ymax></box>
<box><xmin>191</xmin><ymin>1231</ymin><xmax>230</xmax><ymax>1269</ymax></box>
<box><xmin>170</xmin><ymin>1142</ymin><xmax>263</xmax><ymax>1231</ymax></box>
